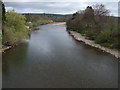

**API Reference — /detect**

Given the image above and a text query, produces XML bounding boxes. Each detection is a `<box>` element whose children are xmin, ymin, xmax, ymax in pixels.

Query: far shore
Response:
<box><xmin>52</xmin><ymin>22</ymin><xmax>66</xmax><ymax>26</ymax></box>
<box><xmin>69</xmin><ymin>30</ymin><xmax>120</xmax><ymax>58</ymax></box>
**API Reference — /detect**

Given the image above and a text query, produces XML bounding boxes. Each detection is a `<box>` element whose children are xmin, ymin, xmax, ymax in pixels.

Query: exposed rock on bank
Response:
<box><xmin>69</xmin><ymin>31</ymin><xmax>120</xmax><ymax>58</ymax></box>
<box><xmin>1</xmin><ymin>41</ymin><xmax>22</xmax><ymax>53</ymax></box>
<box><xmin>0</xmin><ymin>46</ymin><xmax>12</xmax><ymax>53</ymax></box>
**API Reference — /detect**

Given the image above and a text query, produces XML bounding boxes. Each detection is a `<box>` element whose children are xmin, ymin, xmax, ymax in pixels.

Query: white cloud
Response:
<box><xmin>48</xmin><ymin>3</ymin><xmax>70</xmax><ymax>7</ymax></box>
<box><xmin>4</xmin><ymin>2</ymin><xmax>119</xmax><ymax>16</ymax></box>
<box><xmin>16</xmin><ymin>8</ymin><xmax>44</xmax><ymax>13</ymax></box>
<box><xmin>5</xmin><ymin>7</ymin><xmax>14</xmax><ymax>11</ymax></box>
<box><xmin>3</xmin><ymin>0</ymin><xmax>120</xmax><ymax>2</ymax></box>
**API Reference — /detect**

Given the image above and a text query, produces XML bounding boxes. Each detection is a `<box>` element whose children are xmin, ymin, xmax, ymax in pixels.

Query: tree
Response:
<box><xmin>93</xmin><ymin>4</ymin><xmax>109</xmax><ymax>16</ymax></box>
<box><xmin>3</xmin><ymin>12</ymin><xmax>29</xmax><ymax>44</ymax></box>
<box><xmin>0</xmin><ymin>1</ymin><xmax>6</xmax><ymax>36</ymax></box>
<box><xmin>66</xmin><ymin>4</ymin><xmax>119</xmax><ymax>49</ymax></box>
<box><xmin>83</xmin><ymin>6</ymin><xmax>94</xmax><ymax>22</ymax></box>
<box><xmin>0</xmin><ymin>1</ymin><xmax>6</xmax><ymax>22</ymax></box>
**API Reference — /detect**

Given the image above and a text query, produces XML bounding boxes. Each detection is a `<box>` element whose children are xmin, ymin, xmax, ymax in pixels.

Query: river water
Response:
<box><xmin>2</xmin><ymin>23</ymin><xmax>118</xmax><ymax>88</ymax></box>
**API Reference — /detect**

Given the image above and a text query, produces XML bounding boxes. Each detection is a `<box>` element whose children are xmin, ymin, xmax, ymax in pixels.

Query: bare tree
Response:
<box><xmin>93</xmin><ymin>4</ymin><xmax>110</xmax><ymax>16</ymax></box>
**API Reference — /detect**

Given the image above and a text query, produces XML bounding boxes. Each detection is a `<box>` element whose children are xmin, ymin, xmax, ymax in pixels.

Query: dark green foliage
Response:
<box><xmin>2</xmin><ymin>1</ymin><xmax>6</xmax><ymax>22</ymax></box>
<box><xmin>0</xmin><ymin>1</ymin><xmax>5</xmax><ymax>48</ymax></box>
<box><xmin>0</xmin><ymin>1</ymin><xmax>6</xmax><ymax>22</ymax></box>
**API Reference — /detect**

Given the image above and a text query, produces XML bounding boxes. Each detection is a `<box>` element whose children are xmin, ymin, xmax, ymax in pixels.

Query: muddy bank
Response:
<box><xmin>69</xmin><ymin>31</ymin><xmax>120</xmax><ymax>58</ymax></box>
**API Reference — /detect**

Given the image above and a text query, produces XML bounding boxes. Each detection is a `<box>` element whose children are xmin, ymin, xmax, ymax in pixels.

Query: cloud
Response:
<box><xmin>3</xmin><ymin>2</ymin><xmax>119</xmax><ymax>16</ymax></box>
<box><xmin>2</xmin><ymin>0</ymin><xmax>120</xmax><ymax>2</ymax></box>
<box><xmin>15</xmin><ymin>8</ymin><xmax>44</xmax><ymax>13</ymax></box>
<box><xmin>48</xmin><ymin>3</ymin><xmax>70</xmax><ymax>7</ymax></box>
<box><xmin>5</xmin><ymin>7</ymin><xmax>14</xmax><ymax>11</ymax></box>
<box><xmin>118</xmin><ymin>2</ymin><xmax>120</xmax><ymax>17</ymax></box>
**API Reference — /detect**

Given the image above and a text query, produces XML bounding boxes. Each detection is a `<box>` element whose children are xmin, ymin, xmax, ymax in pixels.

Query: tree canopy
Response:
<box><xmin>67</xmin><ymin>4</ymin><xmax>119</xmax><ymax>50</ymax></box>
<box><xmin>3</xmin><ymin>12</ymin><xmax>29</xmax><ymax>44</ymax></box>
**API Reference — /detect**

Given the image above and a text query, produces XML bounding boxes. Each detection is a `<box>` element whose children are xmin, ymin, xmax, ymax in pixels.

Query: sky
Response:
<box><xmin>2</xmin><ymin>0</ymin><xmax>120</xmax><ymax>16</ymax></box>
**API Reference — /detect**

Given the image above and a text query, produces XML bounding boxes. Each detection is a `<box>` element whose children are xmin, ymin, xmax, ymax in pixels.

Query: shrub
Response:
<box><xmin>95</xmin><ymin>30</ymin><xmax>113</xmax><ymax>44</ymax></box>
<box><xmin>85</xmin><ymin>30</ymin><xmax>97</xmax><ymax>40</ymax></box>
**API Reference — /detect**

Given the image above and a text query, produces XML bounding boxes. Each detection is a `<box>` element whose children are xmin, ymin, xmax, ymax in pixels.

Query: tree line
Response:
<box><xmin>66</xmin><ymin>4</ymin><xmax>120</xmax><ymax>50</ymax></box>
<box><xmin>24</xmin><ymin>13</ymin><xmax>53</xmax><ymax>29</ymax></box>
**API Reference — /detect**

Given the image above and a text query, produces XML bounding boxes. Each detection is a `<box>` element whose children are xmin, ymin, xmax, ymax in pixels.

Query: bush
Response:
<box><xmin>85</xmin><ymin>30</ymin><xmax>97</xmax><ymax>40</ymax></box>
<box><xmin>95</xmin><ymin>30</ymin><xmax>113</xmax><ymax>44</ymax></box>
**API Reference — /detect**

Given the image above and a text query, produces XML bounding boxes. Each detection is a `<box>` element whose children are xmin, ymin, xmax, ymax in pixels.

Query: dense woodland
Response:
<box><xmin>67</xmin><ymin>4</ymin><xmax>120</xmax><ymax>50</ymax></box>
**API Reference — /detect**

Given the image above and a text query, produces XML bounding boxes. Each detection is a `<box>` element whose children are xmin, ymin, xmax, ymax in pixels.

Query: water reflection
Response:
<box><xmin>3</xmin><ymin>42</ymin><xmax>28</xmax><ymax>74</ymax></box>
<box><xmin>2</xmin><ymin>23</ymin><xmax>118</xmax><ymax>88</ymax></box>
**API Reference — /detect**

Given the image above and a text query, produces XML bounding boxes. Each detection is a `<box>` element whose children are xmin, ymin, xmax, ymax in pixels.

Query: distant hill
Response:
<box><xmin>22</xmin><ymin>13</ymin><xmax>72</xmax><ymax>17</ymax></box>
<box><xmin>22</xmin><ymin>13</ymin><xmax>72</xmax><ymax>22</ymax></box>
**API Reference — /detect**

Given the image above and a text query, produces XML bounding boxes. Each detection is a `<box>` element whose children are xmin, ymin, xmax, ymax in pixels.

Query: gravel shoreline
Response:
<box><xmin>69</xmin><ymin>31</ymin><xmax>120</xmax><ymax>58</ymax></box>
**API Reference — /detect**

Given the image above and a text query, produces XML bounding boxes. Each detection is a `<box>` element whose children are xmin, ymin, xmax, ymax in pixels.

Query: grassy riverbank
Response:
<box><xmin>66</xmin><ymin>4</ymin><xmax>119</xmax><ymax>50</ymax></box>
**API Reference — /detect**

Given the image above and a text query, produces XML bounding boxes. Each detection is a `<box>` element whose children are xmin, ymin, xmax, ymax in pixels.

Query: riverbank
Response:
<box><xmin>69</xmin><ymin>30</ymin><xmax>120</xmax><ymax>58</ymax></box>
<box><xmin>0</xmin><ymin>41</ymin><xmax>20</xmax><ymax>53</ymax></box>
<box><xmin>1</xmin><ymin>21</ymin><xmax>54</xmax><ymax>53</ymax></box>
<box><xmin>52</xmin><ymin>22</ymin><xmax>66</xmax><ymax>26</ymax></box>
<box><xmin>0</xmin><ymin>46</ymin><xmax>12</xmax><ymax>53</ymax></box>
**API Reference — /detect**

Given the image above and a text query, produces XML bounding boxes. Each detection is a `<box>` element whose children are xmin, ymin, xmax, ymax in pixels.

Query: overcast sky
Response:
<box><xmin>3</xmin><ymin>0</ymin><xmax>119</xmax><ymax>16</ymax></box>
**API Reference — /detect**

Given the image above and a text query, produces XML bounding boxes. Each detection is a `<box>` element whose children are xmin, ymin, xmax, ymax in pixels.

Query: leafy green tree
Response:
<box><xmin>3</xmin><ymin>12</ymin><xmax>29</xmax><ymax>44</ymax></box>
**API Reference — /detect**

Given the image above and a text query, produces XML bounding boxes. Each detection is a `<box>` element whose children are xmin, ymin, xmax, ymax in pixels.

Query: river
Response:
<box><xmin>2</xmin><ymin>22</ymin><xmax>118</xmax><ymax>88</ymax></box>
